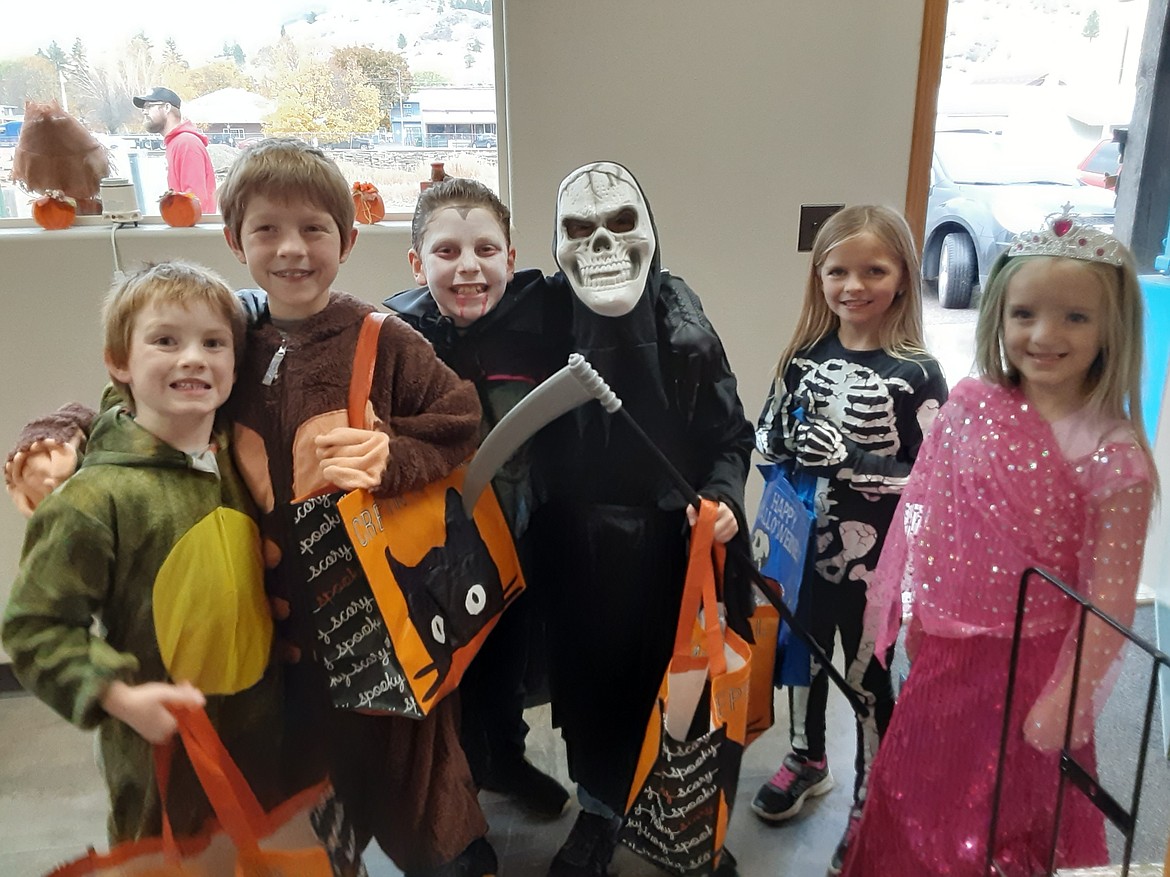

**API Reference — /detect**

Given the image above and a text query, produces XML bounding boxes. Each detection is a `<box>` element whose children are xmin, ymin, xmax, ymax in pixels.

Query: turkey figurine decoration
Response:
<box><xmin>159</xmin><ymin>190</ymin><xmax>202</xmax><ymax>227</ymax></box>
<box><xmin>352</xmin><ymin>181</ymin><xmax>385</xmax><ymax>224</ymax></box>
<box><xmin>32</xmin><ymin>191</ymin><xmax>77</xmax><ymax>230</ymax></box>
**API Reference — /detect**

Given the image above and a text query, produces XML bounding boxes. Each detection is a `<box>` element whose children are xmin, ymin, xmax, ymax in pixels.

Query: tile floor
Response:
<box><xmin>0</xmin><ymin>675</ymin><xmax>856</xmax><ymax>877</ymax></box>
<box><xmin>2</xmin><ymin>609</ymin><xmax>1168</xmax><ymax>876</ymax></box>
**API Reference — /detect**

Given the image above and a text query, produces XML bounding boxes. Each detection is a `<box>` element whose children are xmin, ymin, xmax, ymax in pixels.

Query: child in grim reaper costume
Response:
<box><xmin>528</xmin><ymin>162</ymin><xmax>755</xmax><ymax>877</ymax></box>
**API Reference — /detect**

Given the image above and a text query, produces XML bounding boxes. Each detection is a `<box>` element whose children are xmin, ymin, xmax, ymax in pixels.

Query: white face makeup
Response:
<box><xmin>555</xmin><ymin>162</ymin><xmax>656</xmax><ymax>317</ymax></box>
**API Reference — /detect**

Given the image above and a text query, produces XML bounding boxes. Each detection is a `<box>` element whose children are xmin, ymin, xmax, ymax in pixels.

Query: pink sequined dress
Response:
<box><xmin>842</xmin><ymin>378</ymin><xmax>1152</xmax><ymax>877</ymax></box>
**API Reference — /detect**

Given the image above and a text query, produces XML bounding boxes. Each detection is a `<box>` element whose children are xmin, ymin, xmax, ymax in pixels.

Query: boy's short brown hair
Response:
<box><xmin>103</xmin><ymin>260</ymin><xmax>245</xmax><ymax>404</ymax></box>
<box><xmin>411</xmin><ymin>177</ymin><xmax>511</xmax><ymax>252</ymax></box>
<box><xmin>218</xmin><ymin>138</ymin><xmax>355</xmax><ymax>250</ymax></box>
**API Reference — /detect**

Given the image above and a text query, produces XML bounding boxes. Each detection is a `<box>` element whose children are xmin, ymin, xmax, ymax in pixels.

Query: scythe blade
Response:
<box><xmin>461</xmin><ymin>354</ymin><xmax>620</xmax><ymax>517</ymax></box>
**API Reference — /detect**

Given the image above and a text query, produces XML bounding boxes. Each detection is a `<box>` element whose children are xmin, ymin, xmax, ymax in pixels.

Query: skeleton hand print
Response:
<box><xmin>794</xmin><ymin>418</ymin><xmax>850</xmax><ymax>468</ymax></box>
<box><xmin>791</xmin><ymin>356</ymin><xmax>912</xmax><ymax>461</ymax></box>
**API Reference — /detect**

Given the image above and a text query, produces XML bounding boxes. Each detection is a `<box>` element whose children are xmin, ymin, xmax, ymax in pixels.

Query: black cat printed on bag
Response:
<box><xmin>383</xmin><ymin>487</ymin><xmax>522</xmax><ymax>700</ymax></box>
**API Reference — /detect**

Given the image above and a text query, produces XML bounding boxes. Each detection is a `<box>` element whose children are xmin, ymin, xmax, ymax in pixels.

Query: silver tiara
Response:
<box><xmin>1008</xmin><ymin>205</ymin><xmax>1125</xmax><ymax>266</ymax></box>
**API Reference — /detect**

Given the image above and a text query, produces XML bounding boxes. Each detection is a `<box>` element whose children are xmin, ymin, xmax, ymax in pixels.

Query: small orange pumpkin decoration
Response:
<box><xmin>32</xmin><ymin>190</ymin><xmax>77</xmax><ymax>230</ymax></box>
<box><xmin>159</xmin><ymin>189</ymin><xmax>202</xmax><ymax>227</ymax></box>
<box><xmin>352</xmin><ymin>181</ymin><xmax>385</xmax><ymax>224</ymax></box>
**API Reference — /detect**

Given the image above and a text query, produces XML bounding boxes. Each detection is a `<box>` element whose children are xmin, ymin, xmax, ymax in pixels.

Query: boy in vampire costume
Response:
<box><xmin>529</xmin><ymin>161</ymin><xmax>754</xmax><ymax>877</ymax></box>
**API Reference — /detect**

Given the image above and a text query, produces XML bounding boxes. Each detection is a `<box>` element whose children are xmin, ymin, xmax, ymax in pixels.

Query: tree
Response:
<box><xmin>265</xmin><ymin>56</ymin><xmax>379</xmax><ymax>139</ymax></box>
<box><xmin>181</xmin><ymin>61</ymin><xmax>260</xmax><ymax>100</ymax></box>
<box><xmin>35</xmin><ymin>42</ymin><xmax>78</xmax><ymax>114</ymax></box>
<box><xmin>412</xmin><ymin>71</ymin><xmax>451</xmax><ymax>87</ymax></box>
<box><xmin>158</xmin><ymin>39</ymin><xmax>191</xmax><ymax>94</ymax></box>
<box><xmin>162</xmin><ymin>39</ymin><xmax>188</xmax><ymax>71</ymax></box>
<box><xmin>0</xmin><ymin>56</ymin><xmax>60</xmax><ymax>107</ymax></box>
<box><xmin>465</xmin><ymin>53</ymin><xmax>476</xmax><ymax>69</ymax></box>
<box><xmin>398</xmin><ymin>34</ymin><xmax>408</xmax><ymax>50</ymax></box>
<box><xmin>60</xmin><ymin>38</ymin><xmax>112</xmax><ymax>128</ymax></box>
<box><xmin>256</xmin><ymin>34</ymin><xmax>300</xmax><ymax>76</ymax></box>
<box><xmin>220</xmin><ymin>42</ymin><xmax>246</xmax><ymax>67</ymax></box>
<box><xmin>331</xmin><ymin>46</ymin><xmax>413</xmax><ymax>128</ymax></box>
<box><xmin>469</xmin><ymin>37</ymin><xmax>483</xmax><ymax>53</ymax></box>
<box><xmin>1083</xmin><ymin>9</ymin><xmax>1100</xmax><ymax>41</ymax></box>
<box><xmin>36</xmin><ymin>42</ymin><xmax>68</xmax><ymax>70</ymax></box>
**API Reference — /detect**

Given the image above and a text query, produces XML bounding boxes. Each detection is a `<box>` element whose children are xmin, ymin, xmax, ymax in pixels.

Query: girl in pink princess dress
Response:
<box><xmin>841</xmin><ymin>212</ymin><xmax>1157</xmax><ymax>877</ymax></box>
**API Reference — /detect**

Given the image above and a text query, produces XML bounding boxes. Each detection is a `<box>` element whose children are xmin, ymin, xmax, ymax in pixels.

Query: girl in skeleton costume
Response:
<box><xmin>753</xmin><ymin>205</ymin><xmax>947</xmax><ymax>874</ymax></box>
<box><xmin>529</xmin><ymin>162</ymin><xmax>754</xmax><ymax>877</ymax></box>
<box><xmin>841</xmin><ymin>216</ymin><xmax>1155</xmax><ymax>877</ymax></box>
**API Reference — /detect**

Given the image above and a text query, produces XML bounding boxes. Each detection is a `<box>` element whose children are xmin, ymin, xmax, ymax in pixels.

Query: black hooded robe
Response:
<box><xmin>530</xmin><ymin>259</ymin><xmax>754</xmax><ymax>812</ymax></box>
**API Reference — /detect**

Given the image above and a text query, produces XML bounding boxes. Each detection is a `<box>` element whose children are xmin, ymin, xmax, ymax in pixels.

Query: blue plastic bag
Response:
<box><xmin>750</xmin><ymin>462</ymin><xmax>817</xmax><ymax>686</ymax></box>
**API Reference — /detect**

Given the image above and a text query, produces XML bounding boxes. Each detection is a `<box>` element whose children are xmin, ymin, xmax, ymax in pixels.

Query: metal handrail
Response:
<box><xmin>986</xmin><ymin>567</ymin><xmax>1170</xmax><ymax>876</ymax></box>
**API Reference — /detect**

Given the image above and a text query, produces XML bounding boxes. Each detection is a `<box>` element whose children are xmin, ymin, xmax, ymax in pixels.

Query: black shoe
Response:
<box><xmin>481</xmin><ymin>757</ymin><xmax>570</xmax><ymax>819</ymax></box>
<box><xmin>713</xmin><ymin>848</ymin><xmax>738</xmax><ymax>877</ymax></box>
<box><xmin>405</xmin><ymin>837</ymin><xmax>498</xmax><ymax>877</ymax></box>
<box><xmin>547</xmin><ymin>811</ymin><xmax>621</xmax><ymax>877</ymax></box>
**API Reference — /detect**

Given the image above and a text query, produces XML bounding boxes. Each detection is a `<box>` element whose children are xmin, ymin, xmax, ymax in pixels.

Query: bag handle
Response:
<box><xmin>348</xmin><ymin>312</ymin><xmax>388</xmax><ymax>428</ymax></box>
<box><xmin>152</xmin><ymin>705</ymin><xmax>268</xmax><ymax>855</ymax></box>
<box><xmin>153</xmin><ymin>736</ymin><xmax>182</xmax><ymax>862</ymax></box>
<box><xmin>289</xmin><ymin>311</ymin><xmax>388</xmax><ymax>503</ymax></box>
<box><xmin>674</xmin><ymin>499</ymin><xmax>728</xmax><ymax>677</ymax></box>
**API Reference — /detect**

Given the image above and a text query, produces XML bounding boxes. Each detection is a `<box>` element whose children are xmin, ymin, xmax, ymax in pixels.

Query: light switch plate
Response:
<box><xmin>798</xmin><ymin>204</ymin><xmax>845</xmax><ymax>252</ymax></box>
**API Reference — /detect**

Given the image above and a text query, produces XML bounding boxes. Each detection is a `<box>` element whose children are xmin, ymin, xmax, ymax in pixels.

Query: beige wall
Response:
<box><xmin>0</xmin><ymin>0</ymin><xmax>927</xmax><ymax>662</ymax></box>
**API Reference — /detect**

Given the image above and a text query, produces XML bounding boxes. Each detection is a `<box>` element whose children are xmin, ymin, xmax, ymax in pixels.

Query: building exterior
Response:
<box><xmin>182</xmin><ymin>88</ymin><xmax>275</xmax><ymax>145</ymax></box>
<box><xmin>390</xmin><ymin>86</ymin><xmax>496</xmax><ymax>147</ymax></box>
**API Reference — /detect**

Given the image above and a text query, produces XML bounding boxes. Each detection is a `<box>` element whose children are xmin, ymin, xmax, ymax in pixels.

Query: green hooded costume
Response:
<box><xmin>2</xmin><ymin>406</ymin><xmax>282</xmax><ymax>844</ymax></box>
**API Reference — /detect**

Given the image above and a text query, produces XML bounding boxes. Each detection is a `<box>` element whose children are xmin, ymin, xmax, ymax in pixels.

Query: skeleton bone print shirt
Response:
<box><xmin>757</xmin><ymin>333</ymin><xmax>948</xmax><ymax>588</ymax></box>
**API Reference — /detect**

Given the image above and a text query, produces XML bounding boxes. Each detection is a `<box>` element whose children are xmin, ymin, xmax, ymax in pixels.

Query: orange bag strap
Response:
<box><xmin>152</xmin><ymin>737</ymin><xmax>182</xmax><ymax>862</ymax></box>
<box><xmin>153</xmin><ymin>705</ymin><xmax>268</xmax><ymax>853</ymax></box>
<box><xmin>348</xmin><ymin>312</ymin><xmax>388</xmax><ymax>428</ymax></box>
<box><xmin>674</xmin><ymin>499</ymin><xmax>728</xmax><ymax>677</ymax></box>
<box><xmin>290</xmin><ymin>311</ymin><xmax>387</xmax><ymax>503</ymax></box>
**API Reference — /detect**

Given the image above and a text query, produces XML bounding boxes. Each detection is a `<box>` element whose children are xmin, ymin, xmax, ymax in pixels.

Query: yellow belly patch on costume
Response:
<box><xmin>153</xmin><ymin>508</ymin><xmax>272</xmax><ymax>695</ymax></box>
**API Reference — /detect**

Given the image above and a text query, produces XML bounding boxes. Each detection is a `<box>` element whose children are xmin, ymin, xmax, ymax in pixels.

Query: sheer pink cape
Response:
<box><xmin>866</xmin><ymin>378</ymin><xmax>1152</xmax><ymax>663</ymax></box>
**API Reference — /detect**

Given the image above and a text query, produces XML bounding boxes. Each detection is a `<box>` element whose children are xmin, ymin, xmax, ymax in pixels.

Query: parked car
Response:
<box><xmin>923</xmin><ymin>131</ymin><xmax>1117</xmax><ymax>308</ymax></box>
<box><xmin>325</xmin><ymin>138</ymin><xmax>373</xmax><ymax>150</ymax></box>
<box><xmin>1077</xmin><ymin>137</ymin><xmax>1122</xmax><ymax>188</ymax></box>
<box><xmin>473</xmin><ymin>133</ymin><xmax>497</xmax><ymax>148</ymax></box>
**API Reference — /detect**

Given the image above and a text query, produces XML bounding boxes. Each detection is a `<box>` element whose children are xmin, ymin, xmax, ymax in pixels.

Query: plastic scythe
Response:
<box><xmin>461</xmin><ymin>353</ymin><xmax>869</xmax><ymax>719</ymax></box>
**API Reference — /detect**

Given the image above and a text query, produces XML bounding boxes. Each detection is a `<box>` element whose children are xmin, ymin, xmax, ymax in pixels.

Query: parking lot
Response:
<box><xmin>923</xmin><ymin>287</ymin><xmax>979</xmax><ymax>387</ymax></box>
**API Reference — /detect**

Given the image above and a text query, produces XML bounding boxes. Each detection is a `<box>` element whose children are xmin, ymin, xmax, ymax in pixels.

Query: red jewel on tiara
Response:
<box><xmin>1008</xmin><ymin>204</ymin><xmax>1124</xmax><ymax>266</ymax></box>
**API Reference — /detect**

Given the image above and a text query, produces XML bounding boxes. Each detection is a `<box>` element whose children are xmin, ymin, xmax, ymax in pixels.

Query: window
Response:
<box><xmin>0</xmin><ymin>0</ymin><xmax>498</xmax><ymax>221</ymax></box>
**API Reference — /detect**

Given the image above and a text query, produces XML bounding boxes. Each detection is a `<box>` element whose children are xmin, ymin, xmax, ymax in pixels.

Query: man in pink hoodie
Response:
<box><xmin>133</xmin><ymin>86</ymin><xmax>217</xmax><ymax>213</ymax></box>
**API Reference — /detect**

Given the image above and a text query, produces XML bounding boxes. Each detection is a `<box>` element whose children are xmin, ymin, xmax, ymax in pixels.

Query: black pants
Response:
<box><xmin>788</xmin><ymin>575</ymin><xmax>895</xmax><ymax>804</ymax></box>
<box><xmin>458</xmin><ymin>590</ymin><xmax>538</xmax><ymax>782</ymax></box>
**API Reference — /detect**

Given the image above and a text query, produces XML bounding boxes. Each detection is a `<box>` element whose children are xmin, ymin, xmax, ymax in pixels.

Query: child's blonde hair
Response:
<box><xmin>218</xmin><ymin>138</ymin><xmax>355</xmax><ymax>250</ymax></box>
<box><xmin>103</xmin><ymin>260</ymin><xmax>245</xmax><ymax>405</ymax></box>
<box><xmin>975</xmin><ymin>246</ymin><xmax>1156</xmax><ymax>475</ymax></box>
<box><xmin>771</xmin><ymin>204</ymin><xmax>928</xmax><ymax>383</ymax></box>
<box><xmin>411</xmin><ymin>177</ymin><xmax>511</xmax><ymax>253</ymax></box>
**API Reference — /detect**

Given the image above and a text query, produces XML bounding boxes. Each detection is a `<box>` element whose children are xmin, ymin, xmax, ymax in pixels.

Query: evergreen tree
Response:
<box><xmin>1083</xmin><ymin>9</ymin><xmax>1100</xmax><ymax>42</ymax></box>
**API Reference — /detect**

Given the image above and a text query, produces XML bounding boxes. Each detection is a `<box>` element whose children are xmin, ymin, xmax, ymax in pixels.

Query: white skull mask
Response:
<box><xmin>555</xmin><ymin>162</ymin><xmax>656</xmax><ymax>317</ymax></box>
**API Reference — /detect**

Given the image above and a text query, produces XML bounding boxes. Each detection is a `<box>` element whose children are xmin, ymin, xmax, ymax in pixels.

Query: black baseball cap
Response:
<box><xmin>133</xmin><ymin>87</ymin><xmax>181</xmax><ymax>108</ymax></box>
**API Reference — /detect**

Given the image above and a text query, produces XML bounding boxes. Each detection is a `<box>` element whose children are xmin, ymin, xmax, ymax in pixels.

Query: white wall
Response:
<box><xmin>499</xmin><ymin>0</ymin><xmax>924</xmax><ymax>523</ymax></box>
<box><xmin>0</xmin><ymin>0</ymin><xmax>927</xmax><ymax>662</ymax></box>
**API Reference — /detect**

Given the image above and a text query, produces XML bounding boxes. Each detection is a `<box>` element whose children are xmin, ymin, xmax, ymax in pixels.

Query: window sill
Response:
<box><xmin>0</xmin><ymin>217</ymin><xmax>412</xmax><ymax>238</ymax></box>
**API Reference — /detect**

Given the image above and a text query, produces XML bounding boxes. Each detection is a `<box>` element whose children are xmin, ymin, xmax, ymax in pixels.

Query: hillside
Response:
<box><xmin>281</xmin><ymin>0</ymin><xmax>495</xmax><ymax>87</ymax></box>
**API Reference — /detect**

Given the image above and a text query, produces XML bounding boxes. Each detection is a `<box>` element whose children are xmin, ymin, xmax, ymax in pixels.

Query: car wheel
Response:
<box><xmin>938</xmin><ymin>232</ymin><xmax>977</xmax><ymax>309</ymax></box>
